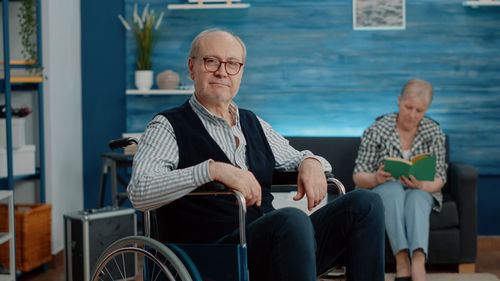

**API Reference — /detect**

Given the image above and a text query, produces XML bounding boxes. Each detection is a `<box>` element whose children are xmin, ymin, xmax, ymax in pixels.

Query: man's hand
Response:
<box><xmin>374</xmin><ymin>165</ymin><xmax>394</xmax><ymax>185</ymax></box>
<box><xmin>209</xmin><ymin>161</ymin><xmax>262</xmax><ymax>207</ymax></box>
<box><xmin>293</xmin><ymin>158</ymin><xmax>327</xmax><ymax>211</ymax></box>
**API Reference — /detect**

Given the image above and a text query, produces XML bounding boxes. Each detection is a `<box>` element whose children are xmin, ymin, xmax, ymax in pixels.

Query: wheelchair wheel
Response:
<box><xmin>91</xmin><ymin>236</ymin><xmax>196</xmax><ymax>281</ymax></box>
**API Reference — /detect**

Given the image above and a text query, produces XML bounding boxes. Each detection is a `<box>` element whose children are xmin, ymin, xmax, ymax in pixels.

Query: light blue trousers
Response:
<box><xmin>372</xmin><ymin>180</ymin><xmax>434</xmax><ymax>258</ymax></box>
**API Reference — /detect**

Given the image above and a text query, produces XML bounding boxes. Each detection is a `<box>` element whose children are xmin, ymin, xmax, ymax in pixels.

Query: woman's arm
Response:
<box><xmin>353</xmin><ymin>165</ymin><xmax>394</xmax><ymax>189</ymax></box>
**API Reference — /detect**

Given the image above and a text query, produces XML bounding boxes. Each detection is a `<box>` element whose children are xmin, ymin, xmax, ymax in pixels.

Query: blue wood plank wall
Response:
<box><xmin>75</xmin><ymin>0</ymin><xmax>499</xmax><ymax>234</ymax></box>
<box><xmin>124</xmin><ymin>0</ymin><xmax>500</xmax><ymax>176</ymax></box>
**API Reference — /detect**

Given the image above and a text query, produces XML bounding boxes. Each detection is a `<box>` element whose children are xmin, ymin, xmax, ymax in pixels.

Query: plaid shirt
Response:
<box><xmin>354</xmin><ymin>113</ymin><xmax>447</xmax><ymax>211</ymax></box>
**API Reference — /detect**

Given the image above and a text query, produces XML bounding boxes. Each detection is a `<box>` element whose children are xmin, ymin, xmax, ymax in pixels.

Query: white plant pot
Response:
<box><xmin>135</xmin><ymin>70</ymin><xmax>154</xmax><ymax>91</ymax></box>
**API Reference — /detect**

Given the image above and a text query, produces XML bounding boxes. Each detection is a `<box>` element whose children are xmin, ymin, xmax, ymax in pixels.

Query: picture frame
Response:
<box><xmin>353</xmin><ymin>0</ymin><xmax>406</xmax><ymax>30</ymax></box>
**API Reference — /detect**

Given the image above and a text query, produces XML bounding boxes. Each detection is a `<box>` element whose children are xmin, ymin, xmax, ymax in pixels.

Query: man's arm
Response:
<box><xmin>258</xmin><ymin>117</ymin><xmax>330</xmax><ymax>210</ymax></box>
<box><xmin>127</xmin><ymin>115</ymin><xmax>213</xmax><ymax>211</ymax></box>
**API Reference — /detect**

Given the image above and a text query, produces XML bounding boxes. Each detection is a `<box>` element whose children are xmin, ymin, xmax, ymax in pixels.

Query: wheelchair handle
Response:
<box><xmin>109</xmin><ymin>137</ymin><xmax>138</xmax><ymax>150</ymax></box>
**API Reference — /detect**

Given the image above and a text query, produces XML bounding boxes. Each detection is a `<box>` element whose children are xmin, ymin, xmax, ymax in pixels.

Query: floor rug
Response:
<box><xmin>384</xmin><ymin>273</ymin><xmax>500</xmax><ymax>281</ymax></box>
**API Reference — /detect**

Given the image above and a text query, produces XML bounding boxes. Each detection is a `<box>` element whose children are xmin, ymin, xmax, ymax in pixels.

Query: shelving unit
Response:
<box><xmin>0</xmin><ymin>190</ymin><xmax>15</xmax><ymax>281</ymax></box>
<box><xmin>1</xmin><ymin>2</ymin><xmax>45</xmax><ymax>277</ymax></box>
<box><xmin>168</xmin><ymin>0</ymin><xmax>250</xmax><ymax>10</ymax></box>
<box><xmin>463</xmin><ymin>0</ymin><xmax>500</xmax><ymax>7</ymax></box>
<box><xmin>126</xmin><ymin>89</ymin><xmax>193</xmax><ymax>95</ymax></box>
<box><xmin>0</xmin><ymin>0</ymin><xmax>45</xmax><ymax>205</ymax></box>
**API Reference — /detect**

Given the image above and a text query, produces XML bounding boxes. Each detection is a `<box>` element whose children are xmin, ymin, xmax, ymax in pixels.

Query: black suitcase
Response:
<box><xmin>64</xmin><ymin>207</ymin><xmax>136</xmax><ymax>281</ymax></box>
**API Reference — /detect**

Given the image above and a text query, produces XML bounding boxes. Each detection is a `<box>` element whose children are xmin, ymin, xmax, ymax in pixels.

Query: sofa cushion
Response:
<box><xmin>430</xmin><ymin>195</ymin><xmax>459</xmax><ymax>230</ymax></box>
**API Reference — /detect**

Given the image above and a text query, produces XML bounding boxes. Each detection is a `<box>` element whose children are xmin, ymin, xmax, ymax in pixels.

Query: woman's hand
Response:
<box><xmin>399</xmin><ymin>174</ymin><xmax>423</xmax><ymax>190</ymax></box>
<box><xmin>400</xmin><ymin>175</ymin><xmax>445</xmax><ymax>193</ymax></box>
<box><xmin>374</xmin><ymin>165</ymin><xmax>394</xmax><ymax>185</ymax></box>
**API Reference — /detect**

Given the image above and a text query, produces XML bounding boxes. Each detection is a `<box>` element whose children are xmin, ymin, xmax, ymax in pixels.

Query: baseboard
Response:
<box><xmin>49</xmin><ymin>250</ymin><xmax>65</xmax><ymax>269</ymax></box>
<box><xmin>478</xmin><ymin>236</ymin><xmax>500</xmax><ymax>251</ymax></box>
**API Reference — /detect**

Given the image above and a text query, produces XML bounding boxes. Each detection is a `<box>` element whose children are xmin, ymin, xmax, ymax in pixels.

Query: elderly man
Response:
<box><xmin>128</xmin><ymin>29</ymin><xmax>385</xmax><ymax>281</ymax></box>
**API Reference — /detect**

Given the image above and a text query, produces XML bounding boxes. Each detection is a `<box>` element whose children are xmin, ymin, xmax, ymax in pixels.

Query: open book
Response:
<box><xmin>384</xmin><ymin>154</ymin><xmax>436</xmax><ymax>181</ymax></box>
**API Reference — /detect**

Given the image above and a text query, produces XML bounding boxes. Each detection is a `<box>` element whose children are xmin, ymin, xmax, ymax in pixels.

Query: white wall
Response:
<box><xmin>42</xmin><ymin>0</ymin><xmax>83</xmax><ymax>254</ymax></box>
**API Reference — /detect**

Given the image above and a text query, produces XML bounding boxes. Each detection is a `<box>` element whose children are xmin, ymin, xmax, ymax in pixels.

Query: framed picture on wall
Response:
<box><xmin>353</xmin><ymin>0</ymin><xmax>405</xmax><ymax>30</ymax></box>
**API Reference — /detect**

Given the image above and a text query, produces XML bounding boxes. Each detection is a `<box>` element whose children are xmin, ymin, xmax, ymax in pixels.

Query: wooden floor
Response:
<box><xmin>15</xmin><ymin>240</ymin><xmax>500</xmax><ymax>281</ymax></box>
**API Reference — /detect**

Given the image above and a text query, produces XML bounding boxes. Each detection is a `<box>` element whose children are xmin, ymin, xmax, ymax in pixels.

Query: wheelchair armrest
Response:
<box><xmin>108</xmin><ymin>137</ymin><xmax>138</xmax><ymax>150</ymax></box>
<box><xmin>272</xmin><ymin>170</ymin><xmax>346</xmax><ymax>195</ymax></box>
<box><xmin>192</xmin><ymin>181</ymin><xmax>231</xmax><ymax>193</ymax></box>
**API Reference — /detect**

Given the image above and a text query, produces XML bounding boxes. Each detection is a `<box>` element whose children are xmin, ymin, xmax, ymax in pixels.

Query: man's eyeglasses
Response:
<box><xmin>192</xmin><ymin>57</ymin><xmax>244</xmax><ymax>75</ymax></box>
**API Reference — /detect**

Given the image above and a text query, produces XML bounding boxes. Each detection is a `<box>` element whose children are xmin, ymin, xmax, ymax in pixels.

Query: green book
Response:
<box><xmin>384</xmin><ymin>154</ymin><xmax>436</xmax><ymax>181</ymax></box>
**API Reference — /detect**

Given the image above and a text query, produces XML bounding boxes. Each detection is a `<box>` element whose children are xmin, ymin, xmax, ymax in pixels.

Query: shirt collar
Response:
<box><xmin>189</xmin><ymin>94</ymin><xmax>240</xmax><ymax>125</ymax></box>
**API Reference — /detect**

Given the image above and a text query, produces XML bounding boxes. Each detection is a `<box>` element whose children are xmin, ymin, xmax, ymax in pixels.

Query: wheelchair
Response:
<box><xmin>90</xmin><ymin>137</ymin><xmax>346</xmax><ymax>281</ymax></box>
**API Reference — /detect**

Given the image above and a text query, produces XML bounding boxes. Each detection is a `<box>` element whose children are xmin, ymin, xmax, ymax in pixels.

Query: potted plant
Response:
<box><xmin>118</xmin><ymin>4</ymin><xmax>164</xmax><ymax>91</ymax></box>
<box><xmin>18</xmin><ymin>0</ymin><xmax>43</xmax><ymax>76</ymax></box>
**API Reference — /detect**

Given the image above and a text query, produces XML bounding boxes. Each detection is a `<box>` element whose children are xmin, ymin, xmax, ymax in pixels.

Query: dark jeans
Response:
<box><xmin>218</xmin><ymin>189</ymin><xmax>385</xmax><ymax>281</ymax></box>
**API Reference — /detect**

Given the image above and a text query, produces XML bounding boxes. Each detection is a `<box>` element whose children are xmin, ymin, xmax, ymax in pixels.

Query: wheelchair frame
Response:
<box><xmin>90</xmin><ymin>137</ymin><xmax>346</xmax><ymax>281</ymax></box>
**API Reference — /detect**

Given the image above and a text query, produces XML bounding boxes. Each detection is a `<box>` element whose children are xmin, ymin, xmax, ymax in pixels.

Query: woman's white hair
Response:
<box><xmin>400</xmin><ymin>78</ymin><xmax>434</xmax><ymax>104</ymax></box>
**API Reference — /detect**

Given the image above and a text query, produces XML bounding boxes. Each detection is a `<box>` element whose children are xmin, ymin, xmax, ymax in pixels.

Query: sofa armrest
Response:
<box><xmin>448</xmin><ymin>162</ymin><xmax>478</xmax><ymax>263</ymax></box>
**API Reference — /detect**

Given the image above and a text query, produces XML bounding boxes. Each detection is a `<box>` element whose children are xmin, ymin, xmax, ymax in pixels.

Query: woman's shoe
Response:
<box><xmin>394</xmin><ymin>277</ymin><xmax>412</xmax><ymax>281</ymax></box>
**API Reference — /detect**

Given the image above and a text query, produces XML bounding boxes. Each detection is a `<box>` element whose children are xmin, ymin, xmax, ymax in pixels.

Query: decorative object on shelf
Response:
<box><xmin>463</xmin><ymin>0</ymin><xmax>500</xmax><ymax>7</ymax></box>
<box><xmin>0</xmin><ymin>105</ymin><xmax>31</xmax><ymax>149</ymax></box>
<box><xmin>118</xmin><ymin>4</ymin><xmax>164</xmax><ymax>90</ymax></box>
<box><xmin>134</xmin><ymin>70</ymin><xmax>154</xmax><ymax>91</ymax></box>
<box><xmin>18</xmin><ymin>0</ymin><xmax>44</xmax><ymax>77</ymax></box>
<box><xmin>156</xmin><ymin>70</ymin><xmax>180</xmax><ymax>89</ymax></box>
<box><xmin>168</xmin><ymin>0</ymin><xmax>250</xmax><ymax>9</ymax></box>
<box><xmin>0</xmin><ymin>105</ymin><xmax>32</xmax><ymax>118</ymax></box>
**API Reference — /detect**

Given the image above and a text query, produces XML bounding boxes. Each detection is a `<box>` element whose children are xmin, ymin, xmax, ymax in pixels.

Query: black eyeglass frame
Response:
<box><xmin>192</xmin><ymin>56</ymin><xmax>244</xmax><ymax>76</ymax></box>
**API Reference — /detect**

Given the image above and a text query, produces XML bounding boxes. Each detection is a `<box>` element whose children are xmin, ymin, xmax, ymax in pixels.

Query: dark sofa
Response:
<box><xmin>283</xmin><ymin>136</ymin><xmax>478</xmax><ymax>272</ymax></box>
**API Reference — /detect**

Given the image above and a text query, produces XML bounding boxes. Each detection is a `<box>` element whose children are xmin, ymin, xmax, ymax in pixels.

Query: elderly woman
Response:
<box><xmin>353</xmin><ymin>79</ymin><xmax>447</xmax><ymax>281</ymax></box>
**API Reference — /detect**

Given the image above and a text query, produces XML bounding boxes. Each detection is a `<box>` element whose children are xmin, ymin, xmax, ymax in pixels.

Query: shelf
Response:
<box><xmin>126</xmin><ymin>89</ymin><xmax>194</xmax><ymax>95</ymax></box>
<box><xmin>0</xmin><ymin>169</ymin><xmax>40</xmax><ymax>188</ymax></box>
<box><xmin>188</xmin><ymin>0</ymin><xmax>240</xmax><ymax>2</ymax></box>
<box><xmin>168</xmin><ymin>3</ymin><xmax>250</xmax><ymax>9</ymax></box>
<box><xmin>0</xmin><ymin>190</ymin><xmax>13</xmax><ymax>200</ymax></box>
<box><xmin>0</xmin><ymin>79</ymin><xmax>41</xmax><ymax>92</ymax></box>
<box><xmin>0</xmin><ymin>274</ymin><xmax>14</xmax><ymax>281</ymax></box>
<box><xmin>0</xmin><ymin>191</ymin><xmax>14</xmax><ymax>281</ymax></box>
<box><xmin>0</xmin><ymin>60</ymin><xmax>37</xmax><ymax>65</ymax></box>
<box><xmin>10</xmin><ymin>77</ymin><xmax>43</xmax><ymax>83</ymax></box>
<box><xmin>0</xmin><ymin>232</ymin><xmax>13</xmax><ymax>245</ymax></box>
<box><xmin>463</xmin><ymin>0</ymin><xmax>500</xmax><ymax>6</ymax></box>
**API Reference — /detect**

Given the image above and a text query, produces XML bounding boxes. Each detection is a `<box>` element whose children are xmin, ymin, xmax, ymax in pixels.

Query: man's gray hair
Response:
<box><xmin>400</xmin><ymin>78</ymin><xmax>434</xmax><ymax>104</ymax></box>
<box><xmin>189</xmin><ymin>28</ymin><xmax>247</xmax><ymax>62</ymax></box>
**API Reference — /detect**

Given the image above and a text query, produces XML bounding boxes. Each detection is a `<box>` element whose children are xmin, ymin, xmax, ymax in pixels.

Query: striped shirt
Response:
<box><xmin>128</xmin><ymin>95</ymin><xmax>332</xmax><ymax>211</ymax></box>
<box><xmin>353</xmin><ymin>113</ymin><xmax>447</xmax><ymax>211</ymax></box>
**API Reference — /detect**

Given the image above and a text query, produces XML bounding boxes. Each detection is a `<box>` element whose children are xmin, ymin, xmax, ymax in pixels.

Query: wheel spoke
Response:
<box><xmin>121</xmin><ymin>252</ymin><xmax>127</xmax><ymax>279</ymax></box>
<box><xmin>112</xmin><ymin>254</ymin><xmax>126</xmax><ymax>280</ymax></box>
<box><xmin>91</xmin><ymin>236</ymin><xmax>195</xmax><ymax>281</ymax></box>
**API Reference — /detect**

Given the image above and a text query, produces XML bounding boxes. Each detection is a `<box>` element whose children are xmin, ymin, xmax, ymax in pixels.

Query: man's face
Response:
<box><xmin>397</xmin><ymin>93</ymin><xmax>430</xmax><ymax>131</ymax></box>
<box><xmin>188</xmin><ymin>32</ymin><xmax>245</xmax><ymax>105</ymax></box>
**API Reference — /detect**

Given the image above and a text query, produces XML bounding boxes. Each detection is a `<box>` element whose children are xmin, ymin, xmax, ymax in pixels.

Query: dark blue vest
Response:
<box><xmin>154</xmin><ymin>101</ymin><xmax>276</xmax><ymax>243</ymax></box>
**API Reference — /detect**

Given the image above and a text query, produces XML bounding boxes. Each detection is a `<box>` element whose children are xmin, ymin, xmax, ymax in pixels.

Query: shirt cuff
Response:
<box><xmin>300</xmin><ymin>155</ymin><xmax>332</xmax><ymax>172</ymax></box>
<box><xmin>192</xmin><ymin>159</ymin><xmax>214</xmax><ymax>187</ymax></box>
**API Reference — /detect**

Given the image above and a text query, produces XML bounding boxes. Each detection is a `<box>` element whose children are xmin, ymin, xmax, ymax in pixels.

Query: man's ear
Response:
<box><xmin>188</xmin><ymin>58</ymin><xmax>195</xmax><ymax>80</ymax></box>
<box><xmin>397</xmin><ymin>94</ymin><xmax>401</xmax><ymax>107</ymax></box>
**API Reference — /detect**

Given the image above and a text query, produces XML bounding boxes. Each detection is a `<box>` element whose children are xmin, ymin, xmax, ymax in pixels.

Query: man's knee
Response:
<box><xmin>268</xmin><ymin>207</ymin><xmax>315</xmax><ymax>240</ymax></box>
<box><xmin>347</xmin><ymin>189</ymin><xmax>385</xmax><ymax>221</ymax></box>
